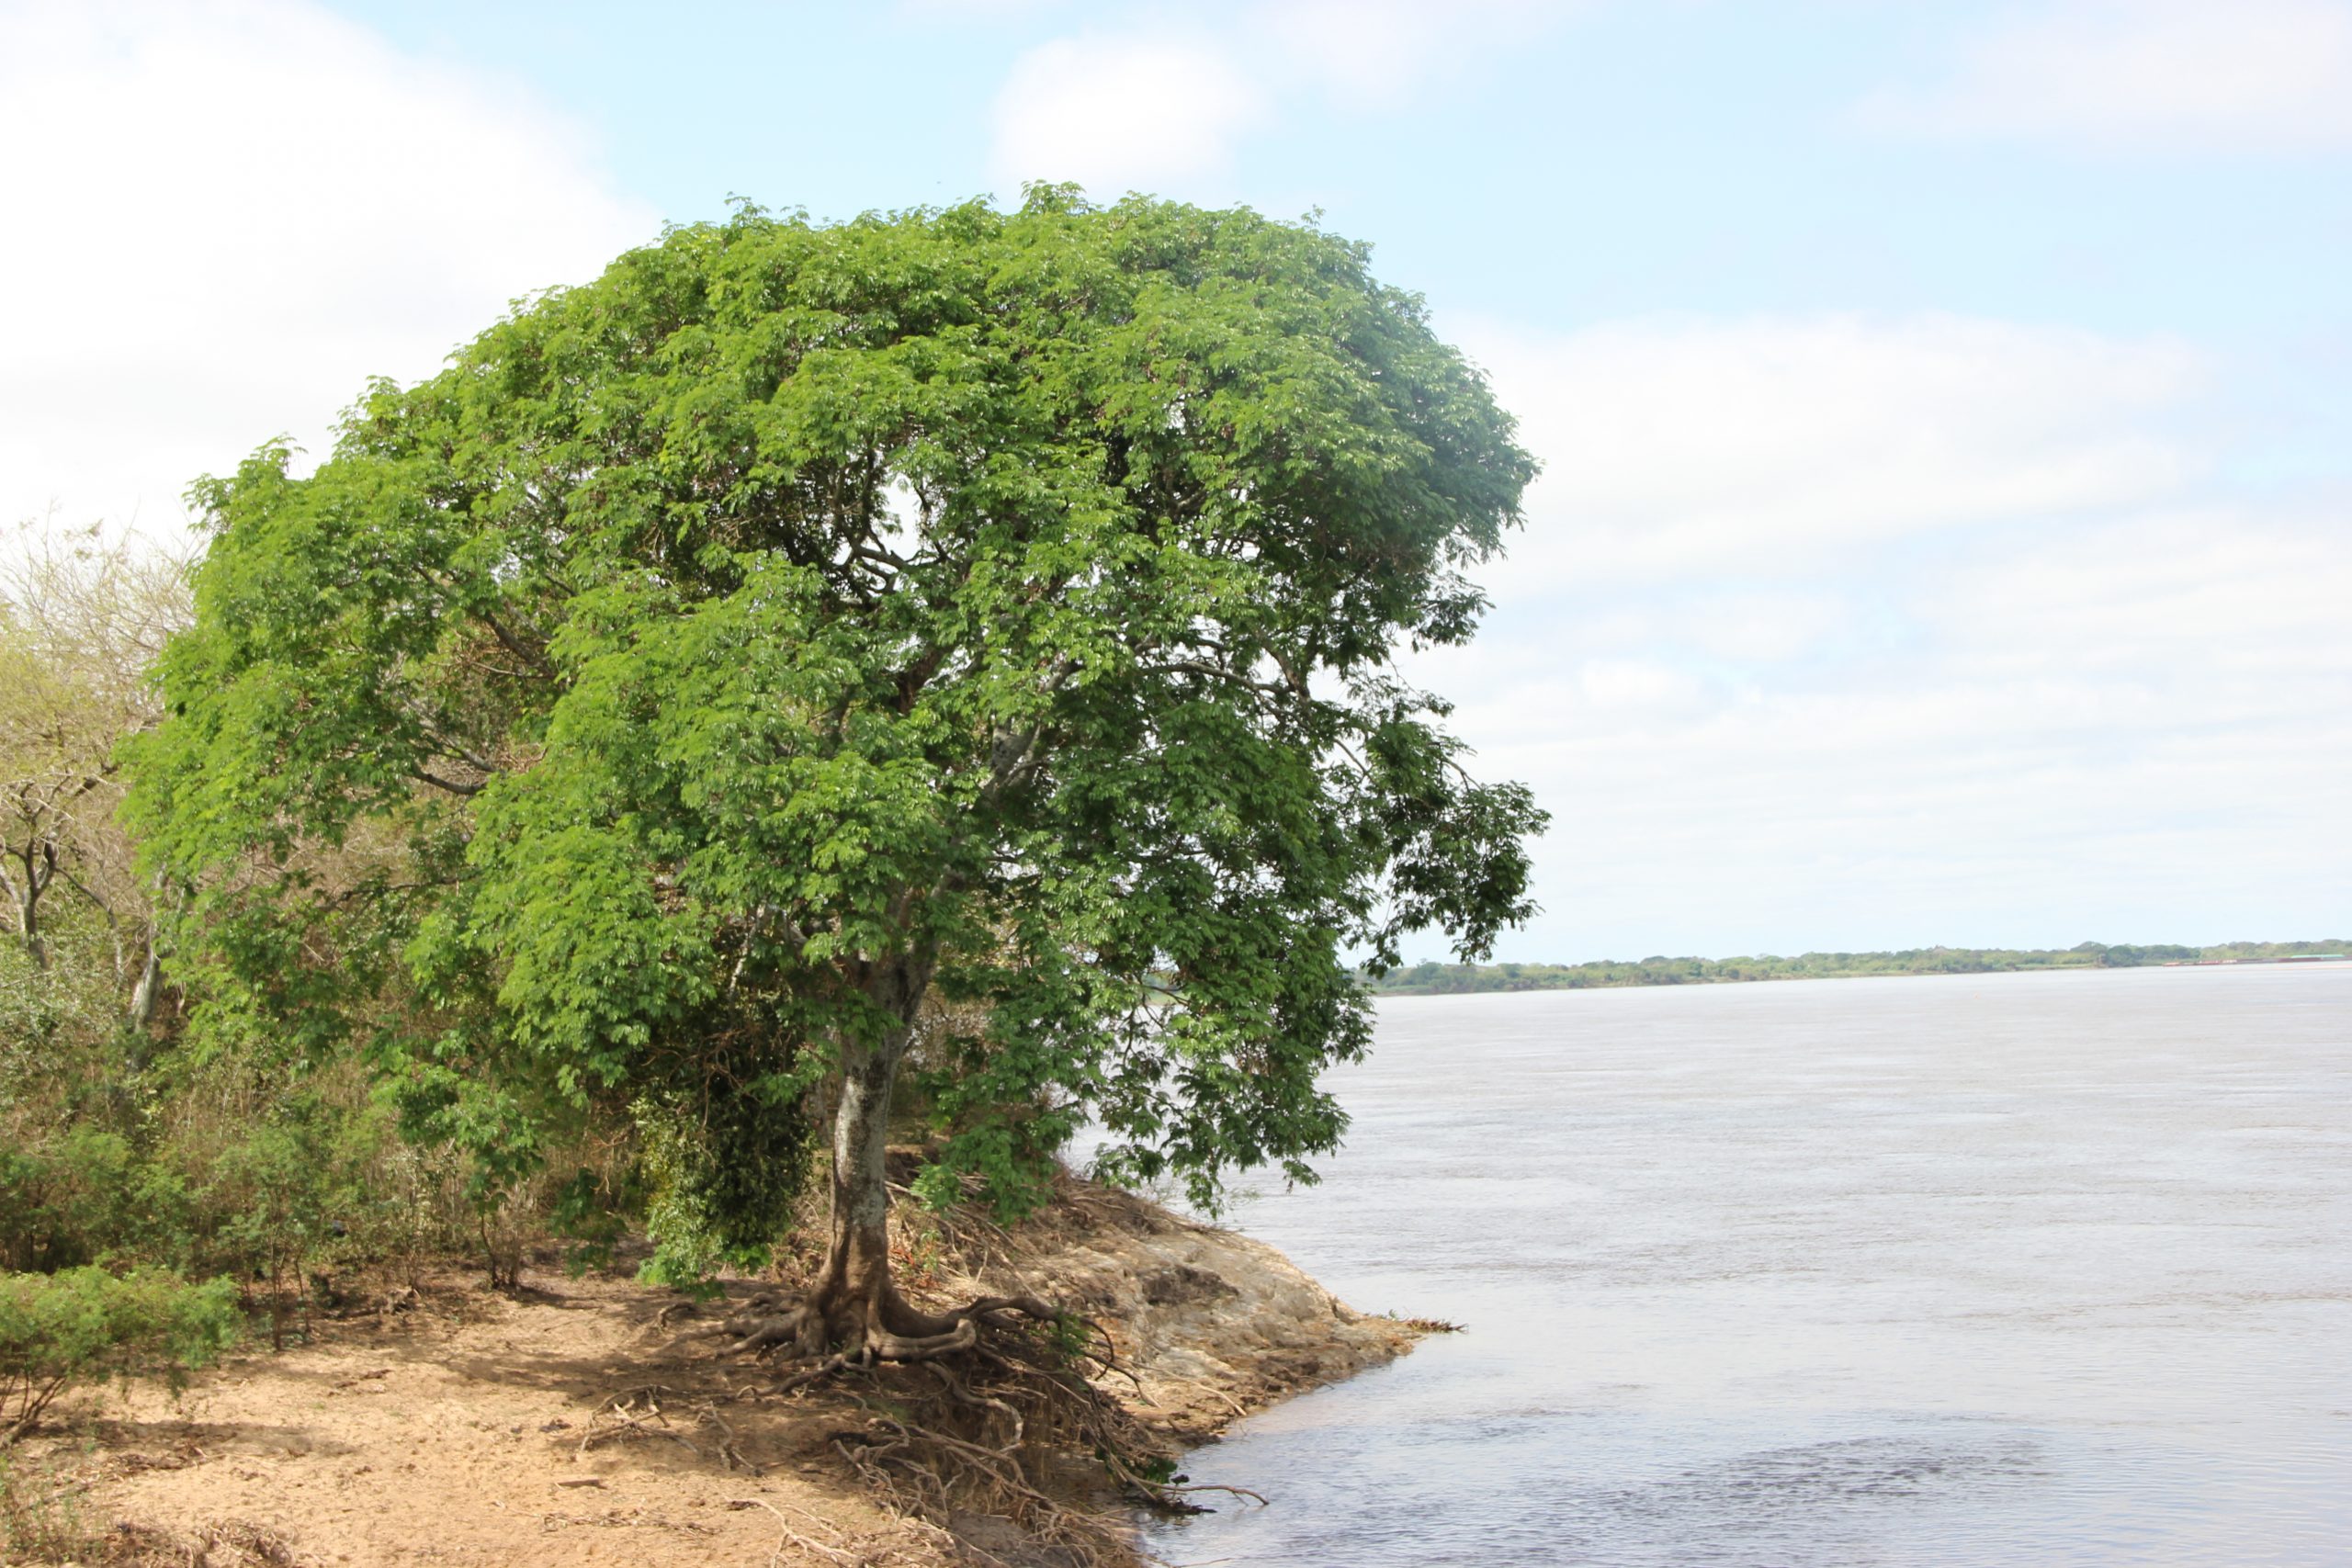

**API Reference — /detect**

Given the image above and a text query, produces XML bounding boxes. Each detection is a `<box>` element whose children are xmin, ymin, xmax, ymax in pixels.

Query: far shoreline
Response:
<box><xmin>1365</xmin><ymin>940</ymin><xmax>2349</xmax><ymax>998</ymax></box>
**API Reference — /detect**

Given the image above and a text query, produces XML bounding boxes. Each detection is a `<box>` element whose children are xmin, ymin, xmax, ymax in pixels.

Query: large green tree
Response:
<box><xmin>130</xmin><ymin>193</ymin><xmax>1544</xmax><ymax>1358</ymax></box>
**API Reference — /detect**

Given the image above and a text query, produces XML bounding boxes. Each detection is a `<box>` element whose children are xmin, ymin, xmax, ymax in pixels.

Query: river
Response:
<box><xmin>1136</xmin><ymin>964</ymin><xmax>2352</xmax><ymax>1566</ymax></box>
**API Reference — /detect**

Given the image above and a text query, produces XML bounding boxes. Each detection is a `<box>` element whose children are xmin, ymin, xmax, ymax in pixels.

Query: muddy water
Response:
<box><xmin>1138</xmin><ymin>964</ymin><xmax>2352</xmax><ymax>1566</ymax></box>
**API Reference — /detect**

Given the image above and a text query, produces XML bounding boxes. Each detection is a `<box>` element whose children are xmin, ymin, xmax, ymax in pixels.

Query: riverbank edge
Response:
<box><xmin>990</xmin><ymin>1175</ymin><xmax>1425</xmax><ymax>1449</ymax></box>
<box><xmin>17</xmin><ymin>1177</ymin><xmax>1420</xmax><ymax>1567</ymax></box>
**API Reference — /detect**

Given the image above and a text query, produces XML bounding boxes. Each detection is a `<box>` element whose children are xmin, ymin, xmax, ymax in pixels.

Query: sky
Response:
<box><xmin>3</xmin><ymin>0</ymin><xmax>2346</xmax><ymax>962</ymax></box>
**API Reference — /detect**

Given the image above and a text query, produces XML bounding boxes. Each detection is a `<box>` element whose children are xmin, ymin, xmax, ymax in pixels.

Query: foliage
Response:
<box><xmin>0</xmin><ymin>913</ymin><xmax>122</xmax><ymax>1092</ymax></box>
<box><xmin>0</xmin><ymin>520</ymin><xmax>577</xmax><ymax>1317</ymax></box>
<box><xmin>129</xmin><ymin>190</ymin><xmax>1547</xmax><ymax>1283</ymax></box>
<box><xmin>0</xmin><ymin>1128</ymin><xmax>147</xmax><ymax>1275</ymax></box>
<box><xmin>1366</xmin><ymin>939</ymin><xmax>2352</xmax><ymax>995</ymax></box>
<box><xmin>0</xmin><ymin>520</ymin><xmax>188</xmax><ymax>1006</ymax></box>
<box><xmin>0</xmin><ymin>910</ymin><xmax>191</xmax><ymax>1277</ymax></box>
<box><xmin>632</xmin><ymin>1080</ymin><xmax>816</xmax><ymax>1292</ymax></box>
<box><xmin>0</xmin><ymin>527</ymin><xmax>197</xmax><ymax>1286</ymax></box>
<box><xmin>0</xmin><ymin>1442</ymin><xmax>96</xmax><ymax>1562</ymax></box>
<box><xmin>0</xmin><ymin>1267</ymin><xmax>239</xmax><ymax>1442</ymax></box>
<box><xmin>203</xmin><ymin>1095</ymin><xmax>376</xmax><ymax>1346</ymax></box>
<box><xmin>0</xmin><ymin>983</ymin><xmax>491</xmax><ymax>1309</ymax></box>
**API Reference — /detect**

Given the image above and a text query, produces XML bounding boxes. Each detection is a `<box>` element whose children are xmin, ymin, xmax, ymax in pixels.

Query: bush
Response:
<box><xmin>0</xmin><ymin>1268</ymin><xmax>239</xmax><ymax>1443</ymax></box>
<box><xmin>0</xmin><ymin>1442</ymin><xmax>98</xmax><ymax>1564</ymax></box>
<box><xmin>0</xmin><ymin>1130</ymin><xmax>136</xmax><ymax>1274</ymax></box>
<box><xmin>205</xmin><ymin>1103</ymin><xmax>367</xmax><ymax>1348</ymax></box>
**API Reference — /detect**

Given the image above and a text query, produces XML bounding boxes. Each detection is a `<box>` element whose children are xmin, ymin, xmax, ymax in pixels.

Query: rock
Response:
<box><xmin>987</xmin><ymin>1179</ymin><xmax>1421</xmax><ymax>1443</ymax></box>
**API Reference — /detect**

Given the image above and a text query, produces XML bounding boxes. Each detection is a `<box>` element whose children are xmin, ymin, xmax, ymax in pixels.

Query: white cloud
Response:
<box><xmin>1863</xmin><ymin>0</ymin><xmax>2352</xmax><ymax>152</ymax></box>
<box><xmin>1441</xmin><ymin>518</ymin><xmax>2352</xmax><ymax>954</ymax></box>
<box><xmin>0</xmin><ymin>0</ymin><xmax>655</xmax><ymax>536</ymax></box>
<box><xmin>1455</xmin><ymin>312</ymin><xmax>2201</xmax><ymax>588</ymax></box>
<box><xmin>1924</xmin><ymin>505</ymin><xmax>2352</xmax><ymax>682</ymax></box>
<box><xmin>985</xmin><ymin>2</ymin><xmax>1578</xmax><ymax>197</ymax></box>
<box><xmin>1575</xmin><ymin>657</ymin><xmax>1708</xmax><ymax>714</ymax></box>
<box><xmin>1675</xmin><ymin>591</ymin><xmax>1847</xmax><ymax>664</ymax></box>
<box><xmin>1393</xmin><ymin>310</ymin><xmax>2350</xmax><ymax>960</ymax></box>
<box><xmin>989</xmin><ymin>31</ymin><xmax>1268</xmax><ymax>195</ymax></box>
<box><xmin>1258</xmin><ymin>0</ymin><xmax>1567</xmax><ymax>104</ymax></box>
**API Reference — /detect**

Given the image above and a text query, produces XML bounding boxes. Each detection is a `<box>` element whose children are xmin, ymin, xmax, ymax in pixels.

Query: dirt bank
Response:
<box><xmin>10</xmin><ymin>1179</ymin><xmax>1417</xmax><ymax>1566</ymax></box>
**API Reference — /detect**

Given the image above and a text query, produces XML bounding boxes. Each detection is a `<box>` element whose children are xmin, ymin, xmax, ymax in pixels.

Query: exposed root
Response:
<box><xmin>929</xmin><ymin>1361</ymin><xmax>1024</xmax><ymax>1452</ymax></box>
<box><xmin>866</xmin><ymin>1317</ymin><xmax>978</xmax><ymax>1361</ymax></box>
<box><xmin>699</xmin><ymin>1400</ymin><xmax>763</xmax><ymax>1475</ymax></box>
<box><xmin>688</xmin><ymin>1279</ymin><xmax>1210</xmax><ymax>1566</ymax></box>
<box><xmin>1098</xmin><ymin>1450</ymin><xmax>1269</xmax><ymax>1512</ymax></box>
<box><xmin>716</xmin><ymin>1287</ymin><xmax>1062</xmax><ymax>1367</ymax></box>
<box><xmin>772</xmin><ymin>1353</ymin><xmax>856</xmax><ymax>1393</ymax></box>
<box><xmin>577</xmin><ymin>1386</ymin><xmax>702</xmax><ymax>1461</ymax></box>
<box><xmin>673</xmin><ymin>1168</ymin><xmax>1305</xmax><ymax>1565</ymax></box>
<box><xmin>575</xmin><ymin>1383</ymin><xmax>786</xmax><ymax>1475</ymax></box>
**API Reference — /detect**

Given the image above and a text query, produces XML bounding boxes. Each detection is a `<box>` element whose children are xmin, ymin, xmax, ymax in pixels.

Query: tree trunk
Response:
<box><xmin>3</xmin><ymin>846</ymin><xmax>45</xmax><ymax>971</ymax></box>
<box><xmin>811</xmin><ymin>1037</ymin><xmax>908</xmax><ymax>1331</ymax></box>
<box><xmin>126</xmin><ymin>935</ymin><xmax>164</xmax><ymax>1040</ymax></box>
<box><xmin>791</xmin><ymin>948</ymin><xmax>967</xmax><ymax>1356</ymax></box>
<box><xmin>126</xmin><ymin>873</ymin><xmax>174</xmax><ymax>1040</ymax></box>
<box><xmin>714</xmin><ymin>944</ymin><xmax>1056</xmax><ymax>1364</ymax></box>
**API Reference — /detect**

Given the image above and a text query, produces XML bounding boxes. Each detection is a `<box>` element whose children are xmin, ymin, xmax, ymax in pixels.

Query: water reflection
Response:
<box><xmin>1140</xmin><ymin>966</ymin><xmax>2352</xmax><ymax>1566</ymax></box>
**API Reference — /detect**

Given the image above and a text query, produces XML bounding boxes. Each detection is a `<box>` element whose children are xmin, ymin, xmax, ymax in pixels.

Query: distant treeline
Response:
<box><xmin>1364</xmin><ymin>941</ymin><xmax>2350</xmax><ymax>996</ymax></box>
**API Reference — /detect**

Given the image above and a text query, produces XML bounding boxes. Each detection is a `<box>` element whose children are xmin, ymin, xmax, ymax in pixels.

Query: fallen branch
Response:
<box><xmin>577</xmin><ymin>1385</ymin><xmax>702</xmax><ymax>1460</ymax></box>
<box><xmin>725</xmin><ymin>1496</ymin><xmax>863</xmax><ymax>1568</ymax></box>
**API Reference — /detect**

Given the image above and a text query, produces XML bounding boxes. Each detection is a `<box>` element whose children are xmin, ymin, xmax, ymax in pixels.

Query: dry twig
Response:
<box><xmin>726</xmin><ymin>1496</ymin><xmax>866</xmax><ymax>1568</ymax></box>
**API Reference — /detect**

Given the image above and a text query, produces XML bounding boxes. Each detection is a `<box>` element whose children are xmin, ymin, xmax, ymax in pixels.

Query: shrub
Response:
<box><xmin>203</xmin><ymin>1097</ymin><xmax>387</xmax><ymax>1348</ymax></box>
<box><xmin>0</xmin><ymin>1442</ymin><xmax>98</xmax><ymax>1563</ymax></box>
<box><xmin>0</xmin><ymin>1130</ymin><xmax>134</xmax><ymax>1273</ymax></box>
<box><xmin>0</xmin><ymin>1267</ymin><xmax>239</xmax><ymax>1443</ymax></box>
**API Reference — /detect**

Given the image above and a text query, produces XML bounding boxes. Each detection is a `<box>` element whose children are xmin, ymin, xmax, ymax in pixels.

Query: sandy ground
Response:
<box><xmin>53</xmin><ymin>1273</ymin><xmax>930</xmax><ymax>1567</ymax></box>
<box><xmin>17</xmin><ymin>1182</ymin><xmax>1418</xmax><ymax>1567</ymax></box>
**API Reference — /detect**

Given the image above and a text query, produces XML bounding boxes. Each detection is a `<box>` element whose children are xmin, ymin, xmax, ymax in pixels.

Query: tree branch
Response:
<box><xmin>1136</xmin><ymin>659</ymin><xmax>1287</xmax><ymax>701</ymax></box>
<box><xmin>411</xmin><ymin>768</ymin><xmax>485</xmax><ymax>797</ymax></box>
<box><xmin>476</xmin><ymin>607</ymin><xmax>552</xmax><ymax>675</ymax></box>
<box><xmin>51</xmin><ymin>862</ymin><xmax>115</xmax><ymax>923</ymax></box>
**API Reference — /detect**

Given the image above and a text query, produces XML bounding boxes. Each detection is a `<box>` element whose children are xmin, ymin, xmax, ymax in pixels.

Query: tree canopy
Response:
<box><xmin>130</xmin><ymin>191</ymin><xmax>1544</xmax><ymax>1343</ymax></box>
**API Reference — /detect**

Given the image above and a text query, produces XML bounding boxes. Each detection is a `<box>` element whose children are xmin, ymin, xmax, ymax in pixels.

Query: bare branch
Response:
<box><xmin>50</xmin><ymin>862</ymin><xmax>115</xmax><ymax>923</ymax></box>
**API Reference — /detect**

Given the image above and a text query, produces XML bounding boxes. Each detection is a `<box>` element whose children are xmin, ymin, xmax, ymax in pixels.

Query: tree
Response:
<box><xmin>0</xmin><ymin>520</ymin><xmax>187</xmax><ymax>1023</ymax></box>
<box><xmin>130</xmin><ymin>192</ymin><xmax>1544</xmax><ymax>1359</ymax></box>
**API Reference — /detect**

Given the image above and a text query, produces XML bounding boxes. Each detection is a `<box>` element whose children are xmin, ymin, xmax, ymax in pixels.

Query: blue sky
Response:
<box><xmin>4</xmin><ymin>0</ymin><xmax>2346</xmax><ymax>960</ymax></box>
